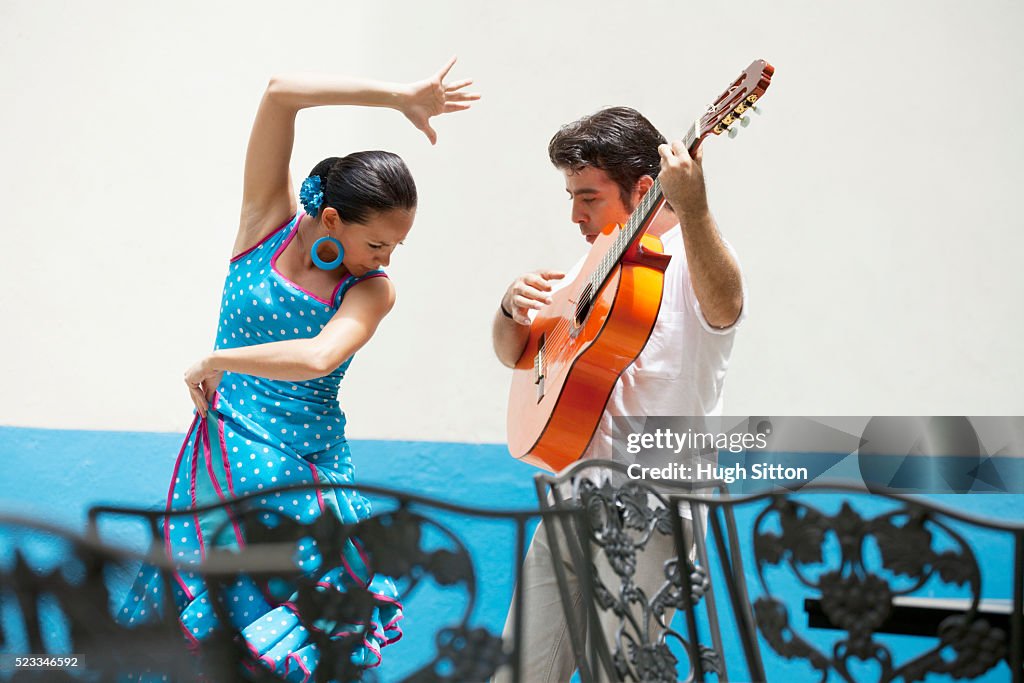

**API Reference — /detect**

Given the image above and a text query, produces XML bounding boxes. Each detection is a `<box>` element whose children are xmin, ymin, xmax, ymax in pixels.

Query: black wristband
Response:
<box><xmin>500</xmin><ymin>301</ymin><xmax>514</xmax><ymax>319</ymax></box>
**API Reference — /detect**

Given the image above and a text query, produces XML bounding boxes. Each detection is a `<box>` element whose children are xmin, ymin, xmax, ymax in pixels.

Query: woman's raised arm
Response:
<box><xmin>235</xmin><ymin>58</ymin><xmax>479</xmax><ymax>255</ymax></box>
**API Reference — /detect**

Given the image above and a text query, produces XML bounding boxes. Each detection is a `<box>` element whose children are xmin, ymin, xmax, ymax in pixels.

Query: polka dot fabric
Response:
<box><xmin>117</xmin><ymin>214</ymin><xmax>402</xmax><ymax>680</ymax></box>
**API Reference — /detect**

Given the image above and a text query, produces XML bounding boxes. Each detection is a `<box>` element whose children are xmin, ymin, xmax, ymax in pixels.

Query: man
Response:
<box><xmin>492</xmin><ymin>106</ymin><xmax>745</xmax><ymax>682</ymax></box>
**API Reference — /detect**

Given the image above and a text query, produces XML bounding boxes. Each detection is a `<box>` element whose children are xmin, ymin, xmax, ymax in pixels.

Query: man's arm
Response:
<box><xmin>658</xmin><ymin>141</ymin><xmax>743</xmax><ymax>328</ymax></box>
<box><xmin>492</xmin><ymin>307</ymin><xmax>531</xmax><ymax>368</ymax></box>
<box><xmin>491</xmin><ymin>270</ymin><xmax>565</xmax><ymax>368</ymax></box>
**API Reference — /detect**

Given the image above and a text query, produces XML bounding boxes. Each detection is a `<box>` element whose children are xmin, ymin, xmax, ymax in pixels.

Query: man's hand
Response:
<box><xmin>500</xmin><ymin>270</ymin><xmax>566</xmax><ymax>325</ymax></box>
<box><xmin>658</xmin><ymin>141</ymin><xmax>710</xmax><ymax>221</ymax></box>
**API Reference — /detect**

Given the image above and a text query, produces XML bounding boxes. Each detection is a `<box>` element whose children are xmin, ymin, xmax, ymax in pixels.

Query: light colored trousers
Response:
<box><xmin>493</xmin><ymin>517</ymin><xmax>690</xmax><ymax>683</ymax></box>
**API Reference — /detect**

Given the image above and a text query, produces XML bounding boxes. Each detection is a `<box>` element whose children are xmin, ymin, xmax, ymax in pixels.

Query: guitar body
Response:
<box><xmin>507</xmin><ymin>227</ymin><xmax>671</xmax><ymax>471</ymax></box>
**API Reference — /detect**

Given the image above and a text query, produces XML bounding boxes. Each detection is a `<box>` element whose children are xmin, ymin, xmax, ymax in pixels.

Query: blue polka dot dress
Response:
<box><xmin>118</xmin><ymin>213</ymin><xmax>402</xmax><ymax>680</ymax></box>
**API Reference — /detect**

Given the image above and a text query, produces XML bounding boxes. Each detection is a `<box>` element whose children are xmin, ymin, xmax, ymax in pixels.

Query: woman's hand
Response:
<box><xmin>184</xmin><ymin>356</ymin><xmax>223</xmax><ymax>419</ymax></box>
<box><xmin>400</xmin><ymin>56</ymin><xmax>480</xmax><ymax>145</ymax></box>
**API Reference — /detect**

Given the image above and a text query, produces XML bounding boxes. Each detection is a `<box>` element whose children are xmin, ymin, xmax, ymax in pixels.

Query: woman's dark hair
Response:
<box><xmin>308</xmin><ymin>151</ymin><xmax>417</xmax><ymax>224</ymax></box>
<box><xmin>548</xmin><ymin>106</ymin><xmax>666</xmax><ymax>205</ymax></box>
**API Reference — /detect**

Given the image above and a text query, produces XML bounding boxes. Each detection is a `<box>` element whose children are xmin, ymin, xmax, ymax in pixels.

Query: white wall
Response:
<box><xmin>2</xmin><ymin>1</ymin><xmax>1022</xmax><ymax>441</ymax></box>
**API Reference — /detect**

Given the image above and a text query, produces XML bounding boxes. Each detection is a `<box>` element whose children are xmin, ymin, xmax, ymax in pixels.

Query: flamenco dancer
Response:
<box><xmin>117</xmin><ymin>59</ymin><xmax>479</xmax><ymax>678</ymax></box>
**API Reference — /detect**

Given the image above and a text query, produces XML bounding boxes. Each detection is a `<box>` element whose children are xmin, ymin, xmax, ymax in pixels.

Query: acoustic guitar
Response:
<box><xmin>507</xmin><ymin>59</ymin><xmax>774</xmax><ymax>472</ymax></box>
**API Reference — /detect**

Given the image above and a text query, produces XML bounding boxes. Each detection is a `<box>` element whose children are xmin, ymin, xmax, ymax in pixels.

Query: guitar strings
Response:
<box><xmin>540</xmin><ymin>177</ymin><xmax>666</xmax><ymax>364</ymax></box>
<box><xmin>537</xmin><ymin>124</ymin><xmax>699</xmax><ymax>369</ymax></box>
<box><xmin>543</xmin><ymin>178</ymin><xmax>663</xmax><ymax>354</ymax></box>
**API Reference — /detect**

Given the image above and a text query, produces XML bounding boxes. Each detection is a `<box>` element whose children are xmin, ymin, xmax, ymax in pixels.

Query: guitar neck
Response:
<box><xmin>594</xmin><ymin>121</ymin><xmax>703</xmax><ymax>284</ymax></box>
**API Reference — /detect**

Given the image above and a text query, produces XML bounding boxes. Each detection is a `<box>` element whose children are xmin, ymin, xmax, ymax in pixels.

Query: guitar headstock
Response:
<box><xmin>698</xmin><ymin>59</ymin><xmax>774</xmax><ymax>141</ymax></box>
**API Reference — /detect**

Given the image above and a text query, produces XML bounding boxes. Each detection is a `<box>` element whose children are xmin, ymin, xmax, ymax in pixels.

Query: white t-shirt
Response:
<box><xmin>549</xmin><ymin>225</ymin><xmax>746</xmax><ymax>463</ymax></box>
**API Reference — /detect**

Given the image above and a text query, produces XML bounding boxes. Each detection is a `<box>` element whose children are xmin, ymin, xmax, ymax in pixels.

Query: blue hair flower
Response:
<box><xmin>299</xmin><ymin>176</ymin><xmax>325</xmax><ymax>217</ymax></box>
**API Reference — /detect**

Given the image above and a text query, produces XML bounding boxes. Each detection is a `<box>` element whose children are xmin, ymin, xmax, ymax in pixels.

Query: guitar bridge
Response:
<box><xmin>533</xmin><ymin>333</ymin><xmax>546</xmax><ymax>402</ymax></box>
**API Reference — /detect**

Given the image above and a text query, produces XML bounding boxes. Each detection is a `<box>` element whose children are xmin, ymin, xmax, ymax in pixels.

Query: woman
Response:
<box><xmin>118</xmin><ymin>58</ymin><xmax>479</xmax><ymax>678</ymax></box>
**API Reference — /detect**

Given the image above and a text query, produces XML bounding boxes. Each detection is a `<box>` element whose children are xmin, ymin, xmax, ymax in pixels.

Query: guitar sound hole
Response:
<box><xmin>574</xmin><ymin>283</ymin><xmax>595</xmax><ymax>327</ymax></box>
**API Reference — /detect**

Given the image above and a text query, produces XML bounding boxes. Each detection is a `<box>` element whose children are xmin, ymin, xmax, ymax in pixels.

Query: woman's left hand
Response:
<box><xmin>400</xmin><ymin>56</ymin><xmax>481</xmax><ymax>145</ymax></box>
<box><xmin>184</xmin><ymin>357</ymin><xmax>222</xmax><ymax>419</ymax></box>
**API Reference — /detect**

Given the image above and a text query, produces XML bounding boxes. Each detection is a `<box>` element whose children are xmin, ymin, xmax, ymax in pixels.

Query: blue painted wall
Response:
<box><xmin>0</xmin><ymin>426</ymin><xmax>540</xmax><ymax>681</ymax></box>
<box><xmin>1</xmin><ymin>426</ymin><xmax>1021</xmax><ymax>681</ymax></box>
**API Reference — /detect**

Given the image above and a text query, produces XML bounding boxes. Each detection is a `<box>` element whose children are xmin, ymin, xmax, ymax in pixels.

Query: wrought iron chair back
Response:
<box><xmin>533</xmin><ymin>459</ymin><xmax>749</xmax><ymax>683</ymax></box>
<box><xmin>669</xmin><ymin>483</ymin><xmax>1024</xmax><ymax>683</ymax></box>
<box><xmin>0</xmin><ymin>513</ymin><xmax>216</xmax><ymax>681</ymax></box>
<box><xmin>1</xmin><ymin>482</ymin><xmax>583</xmax><ymax>682</ymax></box>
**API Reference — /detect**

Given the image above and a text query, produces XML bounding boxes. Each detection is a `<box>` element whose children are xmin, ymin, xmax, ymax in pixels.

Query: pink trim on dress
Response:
<box><xmin>373</xmin><ymin>593</ymin><xmax>404</xmax><ymax>608</ymax></box>
<box><xmin>178</xmin><ymin>618</ymin><xmax>201</xmax><ymax>647</ymax></box>
<box><xmin>330</xmin><ymin>274</ymin><xmax>355</xmax><ymax>303</ymax></box>
<box><xmin>172</xmin><ymin>572</ymin><xmax>195</xmax><ymax>605</ymax></box>
<box><xmin>270</xmin><ymin>218</ymin><xmax>390</xmax><ymax>307</ymax></box>
<box><xmin>353</xmin><ymin>538</ymin><xmax>373</xmax><ymax>572</ymax></box>
<box><xmin>339</xmin><ymin>552</ymin><xmax>368</xmax><ymax>588</ymax></box>
<box><xmin>230</xmin><ymin>213</ymin><xmax>302</xmax><ymax>263</ymax></box>
<box><xmin>188</xmin><ymin>429</ymin><xmax>200</xmax><ymax>511</ymax></box>
<box><xmin>270</xmin><ymin>218</ymin><xmax>336</xmax><ymax>306</ymax></box>
<box><xmin>214</xmin><ymin>396</ymin><xmax>237</xmax><ymax>498</ymax></box>
<box><xmin>307</xmin><ymin>462</ymin><xmax>327</xmax><ymax>514</ymax></box>
<box><xmin>285</xmin><ymin>652</ymin><xmax>312</xmax><ymax>682</ymax></box>
<box><xmin>243</xmin><ymin>639</ymin><xmax>264</xmax><ymax>660</ymax></box>
<box><xmin>165</xmin><ymin>419</ymin><xmax>200</xmax><ymax>601</ymax></box>
<box><xmin>331</xmin><ymin>270</ymin><xmax>389</xmax><ymax>307</ymax></box>
<box><xmin>164</xmin><ymin>415</ymin><xmax>197</xmax><ymax>563</ymax></box>
<box><xmin>354</xmin><ymin>271</ymin><xmax>388</xmax><ymax>284</ymax></box>
<box><xmin>200</xmin><ymin>418</ymin><xmax>245</xmax><ymax>548</ymax></box>
<box><xmin>186</xmin><ymin>427</ymin><xmax>207</xmax><ymax>565</ymax></box>
<box><xmin>363</xmin><ymin>644</ymin><xmax>384</xmax><ymax>668</ymax></box>
<box><xmin>384</xmin><ymin>621</ymin><xmax>405</xmax><ymax>644</ymax></box>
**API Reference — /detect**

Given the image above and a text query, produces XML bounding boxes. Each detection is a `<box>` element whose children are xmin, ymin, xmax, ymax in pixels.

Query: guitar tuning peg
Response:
<box><xmin>751</xmin><ymin>105</ymin><xmax>763</xmax><ymax>115</ymax></box>
<box><xmin>727</xmin><ymin>127</ymin><xmax>740</xmax><ymax>139</ymax></box>
<box><xmin>740</xmin><ymin>116</ymin><xmax>751</xmax><ymax>127</ymax></box>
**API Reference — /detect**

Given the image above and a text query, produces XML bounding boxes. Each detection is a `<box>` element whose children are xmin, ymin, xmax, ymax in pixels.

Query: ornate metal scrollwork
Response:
<box><xmin>403</xmin><ymin>625</ymin><xmax>507</xmax><ymax>683</ymax></box>
<box><xmin>0</xmin><ymin>518</ymin><xmax>205</xmax><ymax>682</ymax></box>
<box><xmin>1</xmin><ymin>481</ymin><xmax>532</xmax><ymax>682</ymax></box>
<box><xmin>751</xmin><ymin>497</ymin><xmax>1008</xmax><ymax>682</ymax></box>
<box><xmin>570</xmin><ymin>477</ymin><xmax>721</xmax><ymax>683</ymax></box>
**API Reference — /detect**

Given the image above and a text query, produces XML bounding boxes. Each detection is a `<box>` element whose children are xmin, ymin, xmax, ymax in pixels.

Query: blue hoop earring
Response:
<box><xmin>311</xmin><ymin>236</ymin><xmax>345</xmax><ymax>270</ymax></box>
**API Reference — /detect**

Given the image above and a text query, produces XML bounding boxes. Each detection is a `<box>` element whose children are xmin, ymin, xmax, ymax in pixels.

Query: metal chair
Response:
<box><xmin>2</xmin><ymin>482</ymin><xmax>582</xmax><ymax>682</ymax></box>
<box><xmin>532</xmin><ymin>459</ymin><xmax>748</xmax><ymax>683</ymax></box>
<box><xmin>0</xmin><ymin>513</ymin><xmax>210</xmax><ymax>681</ymax></box>
<box><xmin>669</xmin><ymin>483</ymin><xmax>1024</xmax><ymax>683</ymax></box>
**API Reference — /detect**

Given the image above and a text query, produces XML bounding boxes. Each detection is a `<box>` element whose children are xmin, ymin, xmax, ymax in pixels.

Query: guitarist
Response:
<box><xmin>491</xmin><ymin>106</ymin><xmax>745</xmax><ymax>682</ymax></box>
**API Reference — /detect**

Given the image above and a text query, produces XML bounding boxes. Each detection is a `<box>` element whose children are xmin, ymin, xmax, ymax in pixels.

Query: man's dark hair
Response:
<box><xmin>548</xmin><ymin>106</ymin><xmax>666</xmax><ymax>205</ymax></box>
